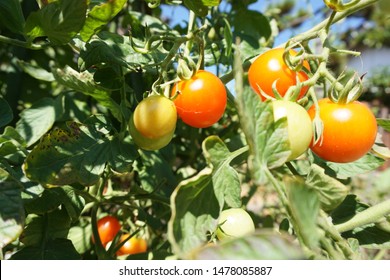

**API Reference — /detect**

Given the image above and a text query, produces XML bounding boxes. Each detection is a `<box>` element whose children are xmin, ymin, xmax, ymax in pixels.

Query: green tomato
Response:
<box><xmin>272</xmin><ymin>100</ymin><xmax>313</xmax><ymax>161</ymax></box>
<box><xmin>216</xmin><ymin>208</ymin><xmax>255</xmax><ymax>241</ymax></box>
<box><xmin>133</xmin><ymin>95</ymin><xmax>177</xmax><ymax>139</ymax></box>
<box><xmin>129</xmin><ymin>114</ymin><xmax>174</xmax><ymax>151</ymax></box>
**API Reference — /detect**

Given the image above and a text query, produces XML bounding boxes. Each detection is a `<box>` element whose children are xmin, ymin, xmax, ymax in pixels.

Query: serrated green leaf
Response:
<box><xmin>11</xmin><ymin>238</ymin><xmax>81</xmax><ymax>260</ymax></box>
<box><xmin>306</xmin><ymin>164</ymin><xmax>348</xmax><ymax>211</ymax></box>
<box><xmin>343</xmin><ymin>224</ymin><xmax>390</xmax><ymax>249</ymax></box>
<box><xmin>0</xmin><ymin>97</ymin><xmax>13</xmax><ymax>128</ymax></box>
<box><xmin>236</xmin><ymin>87</ymin><xmax>290</xmax><ymax>184</ymax></box>
<box><xmin>16</xmin><ymin>97</ymin><xmax>63</xmax><ymax>147</ymax></box>
<box><xmin>20</xmin><ymin>208</ymin><xmax>71</xmax><ymax>247</ymax></box>
<box><xmin>68</xmin><ymin>223</ymin><xmax>92</xmax><ymax>254</ymax></box>
<box><xmin>0</xmin><ymin>127</ymin><xmax>27</xmax><ymax>165</ymax></box>
<box><xmin>168</xmin><ymin>169</ymin><xmax>221</xmax><ymax>257</ymax></box>
<box><xmin>183</xmin><ymin>0</ymin><xmax>209</xmax><ymax>17</ymax></box>
<box><xmin>23</xmin><ymin>116</ymin><xmax>137</xmax><ymax>186</ymax></box>
<box><xmin>80</xmin><ymin>0</ymin><xmax>127</xmax><ymax>42</ymax></box>
<box><xmin>202</xmin><ymin>136</ymin><xmax>242</xmax><ymax>208</ymax></box>
<box><xmin>108</xmin><ymin>136</ymin><xmax>138</xmax><ymax>174</ymax></box>
<box><xmin>377</xmin><ymin>118</ymin><xmax>390</xmax><ymax>132</ymax></box>
<box><xmin>52</xmin><ymin>65</ymin><xmax>121</xmax><ymax>121</ymax></box>
<box><xmin>317</xmin><ymin>153</ymin><xmax>385</xmax><ymax>179</ymax></box>
<box><xmin>191</xmin><ymin>230</ymin><xmax>305</xmax><ymax>260</ymax></box>
<box><xmin>234</xmin><ymin>10</ymin><xmax>271</xmax><ymax>56</ymax></box>
<box><xmin>25</xmin><ymin>0</ymin><xmax>87</xmax><ymax>45</ymax></box>
<box><xmin>0</xmin><ymin>168</ymin><xmax>25</xmax><ymax>249</ymax></box>
<box><xmin>17</xmin><ymin>61</ymin><xmax>55</xmax><ymax>82</ymax></box>
<box><xmin>23</xmin><ymin>118</ymin><xmax>108</xmax><ymax>186</ymax></box>
<box><xmin>24</xmin><ymin>186</ymin><xmax>85</xmax><ymax>222</ymax></box>
<box><xmin>134</xmin><ymin>150</ymin><xmax>176</xmax><ymax>194</ymax></box>
<box><xmin>285</xmin><ymin>176</ymin><xmax>320</xmax><ymax>249</ymax></box>
<box><xmin>0</xmin><ymin>0</ymin><xmax>25</xmax><ymax>35</ymax></box>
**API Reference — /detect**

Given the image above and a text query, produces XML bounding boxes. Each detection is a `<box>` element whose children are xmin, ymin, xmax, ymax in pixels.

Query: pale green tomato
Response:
<box><xmin>216</xmin><ymin>208</ymin><xmax>255</xmax><ymax>241</ymax></box>
<box><xmin>133</xmin><ymin>95</ymin><xmax>177</xmax><ymax>139</ymax></box>
<box><xmin>272</xmin><ymin>100</ymin><xmax>313</xmax><ymax>161</ymax></box>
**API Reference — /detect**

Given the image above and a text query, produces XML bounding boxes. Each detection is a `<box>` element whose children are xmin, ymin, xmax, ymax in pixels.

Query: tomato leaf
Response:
<box><xmin>24</xmin><ymin>186</ymin><xmax>85</xmax><ymax>223</ymax></box>
<box><xmin>16</xmin><ymin>97</ymin><xmax>63</xmax><ymax>147</ymax></box>
<box><xmin>0</xmin><ymin>0</ymin><xmax>25</xmax><ymax>35</ymax></box>
<box><xmin>0</xmin><ymin>168</ymin><xmax>25</xmax><ymax>249</ymax></box>
<box><xmin>80</xmin><ymin>0</ymin><xmax>127</xmax><ymax>42</ymax></box>
<box><xmin>236</xmin><ymin>87</ymin><xmax>290</xmax><ymax>184</ymax></box>
<box><xmin>24</xmin><ymin>0</ymin><xmax>87</xmax><ymax>45</ymax></box>
<box><xmin>52</xmin><ymin>65</ymin><xmax>122</xmax><ymax>121</ymax></box>
<box><xmin>11</xmin><ymin>238</ymin><xmax>81</xmax><ymax>260</ymax></box>
<box><xmin>306</xmin><ymin>164</ymin><xmax>348</xmax><ymax>211</ymax></box>
<box><xmin>0</xmin><ymin>127</ymin><xmax>27</xmax><ymax>165</ymax></box>
<box><xmin>202</xmin><ymin>135</ymin><xmax>242</xmax><ymax>208</ymax></box>
<box><xmin>233</xmin><ymin>10</ymin><xmax>271</xmax><ymax>61</ymax></box>
<box><xmin>191</xmin><ymin>230</ymin><xmax>305</xmax><ymax>260</ymax></box>
<box><xmin>134</xmin><ymin>150</ymin><xmax>177</xmax><ymax>195</ymax></box>
<box><xmin>331</xmin><ymin>195</ymin><xmax>370</xmax><ymax>225</ymax></box>
<box><xmin>285</xmin><ymin>176</ymin><xmax>321</xmax><ymax>249</ymax></box>
<box><xmin>314</xmin><ymin>153</ymin><xmax>385</xmax><ymax>179</ymax></box>
<box><xmin>23</xmin><ymin>116</ymin><xmax>138</xmax><ymax>186</ymax></box>
<box><xmin>0</xmin><ymin>97</ymin><xmax>13</xmax><ymax>128</ymax></box>
<box><xmin>168</xmin><ymin>169</ymin><xmax>221</xmax><ymax>257</ymax></box>
<box><xmin>17</xmin><ymin>61</ymin><xmax>55</xmax><ymax>82</ymax></box>
<box><xmin>183</xmin><ymin>0</ymin><xmax>209</xmax><ymax>17</ymax></box>
<box><xmin>377</xmin><ymin>118</ymin><xmax>390</xmax><ymax>132</ymax></box>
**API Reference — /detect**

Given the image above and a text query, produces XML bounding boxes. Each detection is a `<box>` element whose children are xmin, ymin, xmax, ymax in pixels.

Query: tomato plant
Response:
<box><xmin>133</xmin><ymin>95</ymin><xmax>177</xmax><ymax>139</ymax></box>
<box><xmin>272</xmin><ymin>100</ymin><xmax>313</xmax><ymax>161</ymax></box>
<box><xmin>95</xmin><ymin>216</ymin><xmax>121</xmax><ymax>246</ymax></box>
<box><xmin>216</xmin><ymin>208</ymin><xmax>255</xmax><ymax>241</ymax></box>
<box><xmin>171</xmin><ymin>70</ymin><xmax>227</xmax><ymax>128</ymax></box>
<box><xmin>308</xmin><ymin>98</ymin><xmax>378</xmax><ymax>163</ymax></box>
<box><xmin>248</xmin><ymin>48</ymin><xmax>310</xmax><ymax>100</ymax></box>
<box><xmin>116</xmin><ymin>234</ymin><xmax>148</xmax><ymax>256</ymax></box>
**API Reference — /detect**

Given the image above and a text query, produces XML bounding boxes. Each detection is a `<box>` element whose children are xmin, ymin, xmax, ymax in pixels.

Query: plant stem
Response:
<box><xmin>335</xmin><ymin>199</ymin><xmax>390</xmax><ymax>233</ymax></box>
<box><xmin>0</xmin><ymin>35</ymin><xmax>49</xmax><ymax>50</ymax></box>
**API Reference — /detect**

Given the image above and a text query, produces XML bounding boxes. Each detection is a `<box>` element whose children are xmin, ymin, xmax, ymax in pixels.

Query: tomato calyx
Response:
<box><xmin>324</xmin><ymin>0</ymin><xmax>360</xmax><ymax>12</ymax></box>
<box><xmin>328</xmin><ymin>72</ymin><xmax>365</xmax><ymax>105</ymax></box>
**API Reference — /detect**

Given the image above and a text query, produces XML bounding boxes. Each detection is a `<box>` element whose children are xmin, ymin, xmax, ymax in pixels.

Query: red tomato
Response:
<box><xmin>171</xmin><ymin>70</ymin><xmax>227</xmax><ymax>128</ymax></box>
<box><xmin>95</xmin><ymin>215</ymin><xmax>121</xmax><ymax>246</ymax></box>
<box><xmin>248</xmin><ymin>48</ymin><xmax>310</xmax><ymax>100</ymax></box>
<box><xmin>116</xmin><ymin>234</ymin><xmax>148</xmax><ymax>256</ymax></box>
<box><xmin>308</xmin><ymin>98</ymin><xmax>377</xmax><ymax>163</ymax></box>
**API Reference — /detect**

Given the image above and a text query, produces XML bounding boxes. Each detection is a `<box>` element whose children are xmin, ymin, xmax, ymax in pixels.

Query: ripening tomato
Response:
<box><xmin>133</xmin><ymin>95</ymin><xmax>177</xmax><ymax>139</ymax></box>
<box><xmin>216</xmin><ymin>208</ymin><xmax>255</xmax><ymax>241</ymax></box>
<box><xmin>273</xmin><ymin>100</ymin><xmax>313</xmax><ymax>161</ymax></box>
<box><xmin>129</xmin><ymin>114</ymin><xmax>174</xmax><ymax>151</ymax></box>
<box><xmin>171</xmin><ymin>70</ymin><xmax>227</xmax><ymax>128</ymax></box>
<box><xmin>248</xmin><ymin>48</ymin><xmax>310</xmax><ymax>100</ymax></box>
<box><xmin>95</xmin><ymin>215</ymin><xmax>121</xmax><ymax>246</ymax></box>
<box><xmin>308</xmin><ymin>98</ymin><xmax>377</xmax><ymax>163</ymax></box>
<box><xmin>116</xmin><ymin>234</ymin><xmax>148</xmax><ymax>256</ymax></box>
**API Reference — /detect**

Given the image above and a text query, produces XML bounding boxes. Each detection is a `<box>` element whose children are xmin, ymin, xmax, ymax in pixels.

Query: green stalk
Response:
<box><xmin>0</xmin><ymin>35</ymin><xmax>48</xmax><ymax>50</ymax></box>
<box><xmin>335</xmin><ymin>199</ymin><xmax>390</xmax><ymax>233</ymax></box>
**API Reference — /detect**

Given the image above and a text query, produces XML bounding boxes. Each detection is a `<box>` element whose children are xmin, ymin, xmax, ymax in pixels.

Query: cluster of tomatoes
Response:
<box><xmin>94</xmin><ymin>215</ymin><xmax>147</xmax><ymax>257</ymax></box>
<box><xmin>130</xmin><ymin>47</ymin><xmax>377</xmax><ymax>163</ymax></box>
<box><xmin>248</xmin><ymin>48</ymin><xmax>377</xmax><ymax>163</ymax></box>
<box><xmin>129</xmin><ymin>70</ymin><xmax>227</xmax><ymax>151</ymax></box>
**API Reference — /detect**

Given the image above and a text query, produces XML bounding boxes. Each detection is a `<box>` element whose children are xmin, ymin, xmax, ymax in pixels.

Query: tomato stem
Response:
<box><xmin>335</xmin><ymin>199</ymin><xmax>390</xmax><ymax>233</ymax></box>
